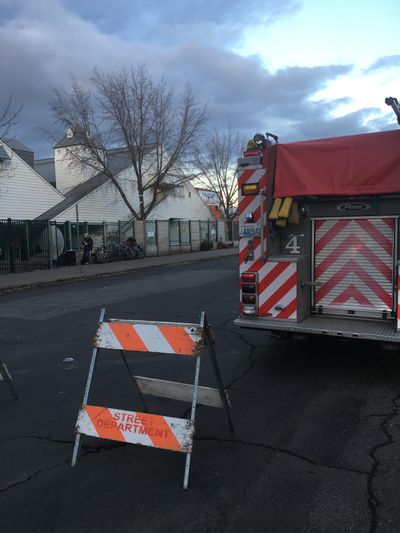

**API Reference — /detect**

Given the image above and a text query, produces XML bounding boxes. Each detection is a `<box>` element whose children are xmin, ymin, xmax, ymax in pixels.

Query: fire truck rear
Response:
<box><xmin>234</xmin><ymin>127</ymin><xmax>400</xmax><ymax>343</ymax></box>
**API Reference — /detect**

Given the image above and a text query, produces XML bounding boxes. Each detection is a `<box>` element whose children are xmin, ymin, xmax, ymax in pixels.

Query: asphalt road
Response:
<box><xmin>0</xmin><ymin>255</ymin><xmax>400</xmax><ymax>533</ymax></box>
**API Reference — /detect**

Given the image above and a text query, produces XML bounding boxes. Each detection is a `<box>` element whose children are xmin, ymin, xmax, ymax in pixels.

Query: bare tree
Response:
<box><xmin>196</xmin><ymin>126</ymin><xmax>242</xmax><ymax>234</ymax></box>
<box><xmin>0</xmin><ymin>96</ymin><xmax>22</xmax><ymax>139</ymax></box>
<box><xmin>0</xmin><ymin>96</ymin><xmax>23</xmax><ymax>174</ymax></box>
<box><xmin>50</xmin><ymin>66</ymin><xmax>208</xmax><ymax>220</ymax></box>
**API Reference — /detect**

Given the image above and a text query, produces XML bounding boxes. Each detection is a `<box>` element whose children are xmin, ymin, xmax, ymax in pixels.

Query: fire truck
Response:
<box><xmin>234</xmin><ymin>123</ymin><xmax>400</xmax><ymax>343</ymax></box>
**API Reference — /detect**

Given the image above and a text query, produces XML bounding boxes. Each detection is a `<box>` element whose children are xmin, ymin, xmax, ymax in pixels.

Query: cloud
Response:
<box><xmin>60</xmin><ymin>0</ymin><xmax>302</xmax><ymax>45</ymax></box>
<box><xmin>0</xmin><ymin>0</ymin><xmax>393</xmax><ymax>158</ymax></box>
<box><xmin>366</xmin><ymin>54</ymin><xmax>400</xmax><ymax>72</ymax></box>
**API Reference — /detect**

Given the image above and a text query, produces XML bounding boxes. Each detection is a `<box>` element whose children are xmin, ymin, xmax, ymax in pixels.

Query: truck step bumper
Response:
<box><xmin>234</xmin><ymin>316</ymin><xmax>400</xmax><ymax>343</ymax></box>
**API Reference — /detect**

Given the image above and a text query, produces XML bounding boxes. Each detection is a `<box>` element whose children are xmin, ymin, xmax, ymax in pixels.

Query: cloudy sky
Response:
<box><xmin>1</xmin><ymin>0</ymin><xmax>399</xmax><ymax>158</ymax></box>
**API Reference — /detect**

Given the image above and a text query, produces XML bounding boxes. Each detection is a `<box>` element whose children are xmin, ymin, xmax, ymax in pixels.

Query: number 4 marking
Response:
<box><xmin>285</xmin><ymin>235</ymin><xmax>301</xmax><ymax>254</ymax></box>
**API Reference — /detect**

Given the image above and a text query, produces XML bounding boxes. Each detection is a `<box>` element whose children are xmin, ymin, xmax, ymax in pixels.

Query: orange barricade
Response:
<box><xmin>71</xmin><ymin>309</ymin><xmax>233</xmax><ymax>489</ymax></box>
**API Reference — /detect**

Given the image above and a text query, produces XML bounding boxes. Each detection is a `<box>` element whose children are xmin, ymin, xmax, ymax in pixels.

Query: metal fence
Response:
<box><xmin>0</xmin><ymin>218</ymin><xmax>235</xmax><ymax>274</ymax></box>
<box><xmin>0</xmin><ymin>219</ymin><xmax>50</xmax><ymax>274</ymax></box>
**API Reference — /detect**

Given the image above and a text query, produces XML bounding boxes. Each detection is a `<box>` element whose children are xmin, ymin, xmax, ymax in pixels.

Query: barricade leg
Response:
<box><xmin>0</xmin><ymin>361</ymin><xmax>17</xmax><ymax>400</ymax></box>
<box><xmin>72</xmin><ymin>307</ymin><xmax>106</xmax><ymax>467</ymax></box>
<box><xmin>183</xmin><ymin>354</ymin><xmax>201</xmax><ymax>489</ymax></box>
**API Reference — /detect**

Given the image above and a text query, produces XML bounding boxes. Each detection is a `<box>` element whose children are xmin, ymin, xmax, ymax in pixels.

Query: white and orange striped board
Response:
<box><xmin>76</xmin><ymin>405</ymin><xmax>194</xmax><ymax>453</ymax></box>
<box><xmin>95</xmin><ymin>320</ymin><xmax>203</xmax><ymax>356</ymax></box>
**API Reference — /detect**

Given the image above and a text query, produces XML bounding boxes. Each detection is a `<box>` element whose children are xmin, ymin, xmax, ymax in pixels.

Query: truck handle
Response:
<box><xmin>260</xmin><ymin>188</ymin><xmax>267</xmax><ymax>260</ymax></box>
<box><xmin>300</xmin><ymin>280</ymin><xmax>323</xmax><ymax>289</ymax></box>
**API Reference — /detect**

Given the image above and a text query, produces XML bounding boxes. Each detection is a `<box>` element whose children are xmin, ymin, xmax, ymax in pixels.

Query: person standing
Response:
<box><xmin>81</xmin><ymin>233</ymin><xmax>93</xmax><ymax>265</ymax></box>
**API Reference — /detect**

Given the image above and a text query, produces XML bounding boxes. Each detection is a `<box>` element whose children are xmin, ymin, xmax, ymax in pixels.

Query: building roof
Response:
<box><xmin>195</xmin><ymin>187</ymin><xmax>221</xmax><ymax>205</ymax></box>
<box><xmin>36</xmin><ymin>172</ymin><xmax>109</xmax><ymax>220</ymax></box>
<box><xmin>207</xmin><ymin>204</ymin><xmax>223</xmax><ymax>220</ymax></box>
<box><xmin>52</xmin><ymin>138</ymin><xmax>156</xmax><ymax>173</ymax></box>
<box><xmin>34</xmin><ymin>158</ymin><xmax>56</xmax><ymax>184</ymax></box>
<box><xmin>2</xmin><ymin>139</ymin><xmax>33</xmax><ymax>153</ymax></box>
<box><xmin>1</xmin><ymin>138</ymin><xmax>35</xmax><ymax>168</ymax></box>
<box><xmin>106</xmin><ymin>148</ymin><xmax>134</xmax><ymax>175</ymax></box>
<box><xmin>53</xmin><ymin>129</ymin><xmax>91</xmax><ymax>149</ymax></box>
<box><xmin>0</xmin><ymin>144</ymin><xmax>11</xmax><ymax>160</ymax></box>
<box><xmin>34</xmin><ymin>147</ymin><xmax>139</xmax><ymax>186</ymax></box>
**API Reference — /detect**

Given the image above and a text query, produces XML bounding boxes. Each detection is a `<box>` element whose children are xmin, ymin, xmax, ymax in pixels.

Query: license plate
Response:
<box><xmin>239</xmin><ymin>224</ymin><xmax>261</xmax><ymax>238</ymax></box>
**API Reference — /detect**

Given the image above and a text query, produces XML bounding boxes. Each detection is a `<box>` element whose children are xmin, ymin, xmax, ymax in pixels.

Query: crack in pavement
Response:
<box><xmin>195</xmin><ymin>436</ymin><xmax>369</xmax><ymax>477</ymax></box>
<box><xmin>367</xmin><ymin>390</ymin><xmax>400</xmax><ymax>533</ymax></box>
<box><xmin>3</xmin><ymin>320</ymin><xmax>396</xmax><ymax>533</ymax></box>
<box><xmin>0</xmin><ymin>404</ymin><xmax>193</xmax><ymax>494</ymax></box>
<box><xmin>215</xmin><ymin>326</ymin><xmax>261</xmax><ymax>389</ymax></box>
<box><xmin>202</xmin><ymin>322</ymin><xmax>400</xmax><ymax>533</ymax></box>
<box><xmin>0</xmin><ymin>458</ymin><xmax>72</xmax><ymax>494</ymax></box>
<box><xmin>0</xmin><ymin>431</ymin><xmax>370</xmax><ymax>495</ymax></box>
<box><xmin>0</xmin><ymin>441</ymin><xmax>124</xmax><ymax>494</ymax></box>
<box><xmin>0</xmin><ymin>435</ymin><xmax>73</xmax><ymax>445</ymax></box>
<box><xmin>218</xmin><ymin>324</ymin><xmax>266</xmax><ymax>350</ymax></box>
<box><xmin>227</xmin><ymin>345</ymin><xmax>256</xmax><ymax>389</ymax></box>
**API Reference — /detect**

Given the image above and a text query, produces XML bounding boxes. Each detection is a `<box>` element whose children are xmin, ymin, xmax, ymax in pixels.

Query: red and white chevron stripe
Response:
<box><xmin>314</xmin><ymin>218</ymin><xmax>394</xmax><ymax>313</ymax></box>
<box><xmin>238</xmin><ymin>167</ymin><xmax>266</xmax><ymax>276</ymax></box>
<box><xmin>238</xmin><ymin>166</ymin><xmax>297</xmax><ymax>320</ymax></box>
<box><xmin>258</xmin><ymin>262</ymin><xmax>297</xmax><ymax>319</ymax></box>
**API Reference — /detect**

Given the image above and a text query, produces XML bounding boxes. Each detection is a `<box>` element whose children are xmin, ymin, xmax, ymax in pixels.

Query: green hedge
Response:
<box><xmin>200</xmin><ymin>240</ymin><xmax>214</xmax><ymax>251</ymax></box>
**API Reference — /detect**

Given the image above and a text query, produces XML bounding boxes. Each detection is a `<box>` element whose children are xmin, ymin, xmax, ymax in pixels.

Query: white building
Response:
<box><xmin>0</xmin><ymin>139</ymin><xmax>64</xmax><ymax>219</ymax></box>
<box><xmin>36</xmin><ymin>130</ymin><xmax>213</xmax><ymax>224</ymax></box>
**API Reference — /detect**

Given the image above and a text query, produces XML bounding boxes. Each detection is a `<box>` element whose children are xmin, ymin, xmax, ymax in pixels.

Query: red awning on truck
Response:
<box><xmin>270</xmin><ymin>129</ymin><xmax>400</xmax><ymax>198</ymax></box>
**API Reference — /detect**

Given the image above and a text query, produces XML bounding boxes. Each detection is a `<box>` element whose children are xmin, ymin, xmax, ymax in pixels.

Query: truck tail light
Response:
<box><xmin>241</xmin><ymin>272</ymin><xmax>258</xmax><ymax>316</ymax></box>
<box><xmin>242</xmin><ymin>272</ymin><xmax>256</xmax><ymax>283</ymax></box>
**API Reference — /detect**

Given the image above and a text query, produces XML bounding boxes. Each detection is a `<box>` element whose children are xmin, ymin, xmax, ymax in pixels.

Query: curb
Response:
<box><xmin>0</xmin><ymin>248</ymin><xmax>238</xmax><ymax>293</ymax></box>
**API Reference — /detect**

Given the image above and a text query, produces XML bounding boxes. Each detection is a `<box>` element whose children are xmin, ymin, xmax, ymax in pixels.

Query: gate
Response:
<box><xmin>0</xmin><ymin>219</ymin><xmax>50</xmax><ymax>274</ymax></box>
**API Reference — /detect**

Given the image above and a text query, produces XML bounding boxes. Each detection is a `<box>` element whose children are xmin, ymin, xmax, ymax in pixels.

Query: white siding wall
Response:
<box><xmin>52</xmin><ymin>167</ymin><xmax>139</xmax><ymax>223</ymax></box>
<box><xmin>0</xmin><ymin>141</ymin><xmax>64</xmax><ymax>219</ymax></box>
<box><xmin>55</xmin><ymin>146</ymin><xmax>101</xmax><ymax>194</ymax></box>
<box><xmin>148</xmin><ymin>182</ymin><xmax>213</xmax><ymax>220</ymax></box>
<box><xmin>50</xmin><ymin>168</ymin><xmax>214</xmax><ymax>224</ymax></box>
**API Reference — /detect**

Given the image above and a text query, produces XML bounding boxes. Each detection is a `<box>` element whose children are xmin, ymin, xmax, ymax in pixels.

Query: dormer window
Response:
<box><xmin>66</xmin><ymin>128</ymin><xmax>74</xmax><ymax>139</ymax></box>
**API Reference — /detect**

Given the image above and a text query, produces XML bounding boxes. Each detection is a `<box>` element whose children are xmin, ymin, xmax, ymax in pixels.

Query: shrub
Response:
<box><xmin>200</xmin><ymin>240</ymin><xmax>214</xmax><ymax>251</ymax></box>
<box><xmin>217</xmin><ymin>239</ymin><xmax>233</xmax><ymax>249</ymax></box>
